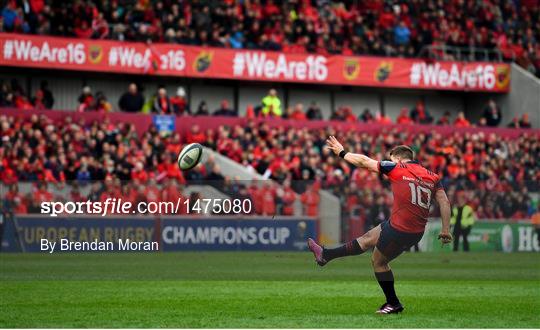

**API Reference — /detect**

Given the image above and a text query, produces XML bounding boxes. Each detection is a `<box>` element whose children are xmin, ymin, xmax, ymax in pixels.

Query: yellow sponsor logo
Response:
<box><xmin>495</xmin><ymin>65</ymin><xmax>510</xmax><ymax>89</ymax></box>
<box><xmin>375</xmin><ymin>61</ymin><xmax>393</xmax><ymax>82</ymax></box>
<box><xmin>193</xmin><ymin>51</ymin><xmax>213</xmax><ymax>72</ymax></box>
<box><xmin>88</xmin><ymin>45</ymin><xmax>103</xmax><ymax>64</ymax></box>
<box><xmin>343</xmin><ymin>58</ymin><xmax>360</xmax><ymax>80</ymax></box>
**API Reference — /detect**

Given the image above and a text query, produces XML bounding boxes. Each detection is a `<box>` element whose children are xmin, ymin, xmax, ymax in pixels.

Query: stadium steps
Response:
<box><xmin>202</xmin><ymin>147</ymin><xmax>341</xmax><ymax>245</ymax></box>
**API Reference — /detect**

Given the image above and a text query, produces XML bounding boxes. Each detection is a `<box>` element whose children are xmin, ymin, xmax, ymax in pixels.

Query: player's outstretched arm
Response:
<box><xmin>435</xmin><ymin>189</ymin><xmax>453</xmax><ymax>244</ymax></box>
<box><xmin>326</xmin><ymin>136</ymin><xmax>379</xmax><ymax>173</ymax></box>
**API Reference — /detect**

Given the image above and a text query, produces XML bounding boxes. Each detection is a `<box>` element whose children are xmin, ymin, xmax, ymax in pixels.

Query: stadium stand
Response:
<box><xmin>1</xmin><ymin>0</ymin><xmax>539</xmax><ymax>76</ymax></box>
<box><xmin>1</xmin><ymin>112</ymin><xmax>538</xmax><ymax>228</ymax></box>
<box><xmin>1</xmin><ymin>0</ymin><xmax>539</xmax><ymax>244</ymax></box>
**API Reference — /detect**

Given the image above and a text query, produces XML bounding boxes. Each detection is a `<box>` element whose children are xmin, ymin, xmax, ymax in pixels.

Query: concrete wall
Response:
<box><xmin>288</xmin><ymin>88</ymin><xmax>332</xmax><ymax>117</ymax></box>
<box><xmin>498</xmin><ymin>64</ymin><xmax>540</xmax><ymax>128</ymax></box>
<box><xmin>382</xmin><ymin>91</ymin><xmax>420</xmax><ymax>119</ymax></box>
<box><xmin>334</xmin><ymin>90</ymin><xmax>380</xmax><ymax>116</ymax></box>
<box><xmin>191</xmin><ymin>84</ymin><xmax>234</xmax><ymax>114</ymax></box>
<box><xmin>425</xmin><ymin>93</ymin><xmax>465</xmax><ymax>119</ymax></box>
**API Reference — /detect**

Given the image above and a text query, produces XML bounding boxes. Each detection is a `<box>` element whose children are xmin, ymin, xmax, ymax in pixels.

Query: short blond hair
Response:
<box><xmin>389</xmin><ymin>145</ymin><xmax>415</xmax><ymax>160</ymax></box>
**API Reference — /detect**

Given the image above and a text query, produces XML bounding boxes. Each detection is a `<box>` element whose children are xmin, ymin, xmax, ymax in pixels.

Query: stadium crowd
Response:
<box><xmin>1</xmin><ymin>0</ymin><xmax>539</xmax><ymax>76</ymax></box>
<box><xmin>0</xmin><ymin>80</ymin><xmax>534</xmax><ymax>128</ymax></box>
<box><xmin>211</xmin><ymin>121</ymin><xmax>539</xmax><ymax>222</ymax></box>
<box><xmin>1</xmin><ymin>113</ymin><xmax>538</xmax><ymax>225</ymax></box>
<box><xmin>0</xmin><ymin>113</ymin><xmax>318</xmax><ymax>217</ymax></box>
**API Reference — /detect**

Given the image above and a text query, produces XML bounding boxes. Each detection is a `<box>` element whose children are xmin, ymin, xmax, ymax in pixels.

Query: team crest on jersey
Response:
<box><xmin>88</xmin><ymin>45</ymin><xmax>103</xmax><ymax>64</ymax></box>
<box><xmin>194</xmin><ymin>51</ymin><xmax>213</xmax><ymax>73</ymax></box>
<box><xmin>375</xmin><ymin>61</ymin><xmax>393</xmax><ymax>82</ymax></box>
<box><xmin>343</xmin><ymin>59</ymin><xmax>360</xmax><ymax>80</ymax></box>
<box><xmin>495</xmin><ymin>65</ymin><xmax>510</xmax><ymax>89</ymax></box>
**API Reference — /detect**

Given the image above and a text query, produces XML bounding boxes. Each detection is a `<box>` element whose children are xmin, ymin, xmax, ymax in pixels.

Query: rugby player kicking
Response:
<box><xmin>308</xmin><ymin>136</ymin><xmax>453</xmax><ymax>314</ymax></box>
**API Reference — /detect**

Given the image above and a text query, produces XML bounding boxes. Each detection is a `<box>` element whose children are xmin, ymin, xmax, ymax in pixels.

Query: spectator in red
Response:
<box><xmin>91</xmin><ymin>12</ymin><xmax>109</xmax><ymax>39</ymax></box>
<box><xmin>437</xmin><ymin>112</ymin><xmax>452</xmax><ymax>125</ymax></box>
<box><xmin>144</xmin><ymin>177</ymin><xmax>161</xmax><ymax>203</ymax></box>
<box><xmin>157</xmin><ymin>153</ymin><xmax>185</xmax><ymax>183</ymax></box>
<box><xmin>330</xmin><ymin>106</ymin><xmax>356</xmax><ymax>122</ymax></box>
<box><xmin>133</xmin><ymin>185</ymin><xmax>148</xmax><ymax>207</ymax></box>
<box><xmin>454</xmin><ymin>112</ymin><xmax>470</xmax><ymax>127</ymax></box>
<box><xmin>11</xmin><ymin>195</ymin><xmax>28</xmax><ymax>214</ymax></box>
<box><xmin>519</xmin><ymin>114</ymin><xmax>532</xmax><ymax>128</ymax></box>
<box><xmin>289</xmin><ymin>103</ymin><xmax>307</xmax><ymax>121</ymax></box>
<box><xmin>118</xmin><ymin>184</ymin><xmax>136</xmax><ymax>213</ymax></box>
<box><xmin>77</xmin><ymin>86</ymin><xmax>94</xmax><ymax>112</ymax></box>
<box><xmin>34</xmin><ymin>182</ymin><xmax>53</xmax><ymax>204</ymax></box>
<box><xmin>301</xmin><ymin>183</ymin><xmax>320</xmax><ymax>217</ymax></box>
<box><xmin>13</xmin><ymin>91</ymin><xmax>33</xmax><ymax>110</ymax></box>
<box><xmin>397</xmin><ymin>108</ymin><xmax>413</xmax><ymax>124</ymax></box>
<box><xmin>245</xmin><ymin>104</ymin><xmax>256</xmax><ymax>119</ymax></box>
<box><xmin>260</xmin><ymin>183</ymin><xmax>277</xmax><ymax>216</ymax></box>
<box><xmin>477</xmin><ymin>117</ymin><xmax>488</xmax><ymax>127</ymax></box>
<box><xmin>161</xmin><ymin>179</ymin><xmax>187</xmax><ymax>214</ymax></box>
<box><xmin>99</xmin><ymin>178</ymin><xmax>120</xmax><ymax>208</ymax></box>
<box><xmin>1</xmin><ymin>164</ymin><xmax>18</xmax><ymax>185</ymax></box>
<box><xmin>170</xmin><ymin>87</ymin><xmax>190</xmax><ymax>116</ymax></box>
<box><xmin>375</xmin><ymin>111</ymin><xmax>393</xmax><ymax>124</ymax></box>
<box><xmin>507</xmin><ymin>117</ymin><xmax>521</xmax><ymax>128</ymax></box>
<box><xmin>4</xmin><ymin>184</ymin><xmax>25</xmax><ymax>213</ymax></box>
<box><xmin>342</xmin><ymin>106</ymin><xmax>357</xmax><ymax>122</ymax></box>
<box><xmin>224</xmin><ymin>140</ymin><xmax>243</xmax><ymax>163</ymax></box>
<box><xmin>185</xmin><ymin>125</ymin><xmax>206</xmax><ymax>144</ymax></box>
<box><xmin>248</xmin><ymin>182</ymin><xmax>263</xmax><ymax>215</ymax></box>
<box><xmin>279</xmin><ymin>180</ymin><xmax>296</xmax><ymax>216</ymax></box>
<box><xmin>152</xmin><ymin>87</ymin><xmax>172</xmax><ymax>114</ymax></box>
<box><xmin>69</xmin><ymin>184</ymin><xmax>86</xmax><ymax>203</ymax></box>
<box><xmin>131</xmin><ymin>162</ymin><xmax>149</xmax><ymax>183</ymax></box>
<box><xmin>410</xmin><ymin>101</ymin><xmax>433</xmax><ymax>124</ymax></box>
<box><xmin>31</xmin><ymin>90</ymin><xmax>46</xmax><ymax>110</ymax></box>
<box><xmin>74</xmin><ymin>21</ymin><xmax>93</xmax><ymax>39</ymax></box>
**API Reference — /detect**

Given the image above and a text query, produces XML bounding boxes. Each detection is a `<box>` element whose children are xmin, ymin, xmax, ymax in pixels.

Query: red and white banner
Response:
<box><xmin>0</xmin><ymin>33</ymin><xmax>511</xmax><ymax>93</ymax></box>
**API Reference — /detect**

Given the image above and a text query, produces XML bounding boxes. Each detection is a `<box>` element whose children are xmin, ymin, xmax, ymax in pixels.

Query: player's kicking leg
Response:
<box><xmin>307</xmin><ymin>225</ymin><xmax>381</xmax><ymax>266</ymax></box>
<box><xmin>371</xmin><ymin>220</ymin><xmax>423</xmax><ymax>314</ymax></box>
<box><xmin>371</xmin><ymin>247</ymin><xmax>404</xmax><ymax>314</ymax></box>
<box><xmin>308</xmin><ymin>220</ymin><xmax>421</xmax><ymax>314</ymax></box>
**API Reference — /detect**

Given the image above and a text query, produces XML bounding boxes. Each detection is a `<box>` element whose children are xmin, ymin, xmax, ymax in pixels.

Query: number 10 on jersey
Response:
<box><xmin>408</xmin><ymin>182</ymin><xmax>432</xmax><ymax>209</ymax></box>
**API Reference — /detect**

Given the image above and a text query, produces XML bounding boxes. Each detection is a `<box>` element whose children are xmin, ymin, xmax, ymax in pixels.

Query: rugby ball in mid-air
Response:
<box><xmin>177</xmin><ymin>143</ymin><xmax>203</xmax><ymax>170</ymax></box>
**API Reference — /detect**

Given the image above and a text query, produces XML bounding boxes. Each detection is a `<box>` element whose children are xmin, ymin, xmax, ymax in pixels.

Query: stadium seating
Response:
<box><xmin>1</xmin><ymin>0</ymin><xmax>539</xmax><ymax>76</ymax></box>
<box><xmin>1</xmin><ymin>112</ymin><xmax>538</xmax><ymax>224</ymax></box>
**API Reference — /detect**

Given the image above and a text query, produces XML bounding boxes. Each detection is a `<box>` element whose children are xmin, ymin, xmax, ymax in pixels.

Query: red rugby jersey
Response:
<box><xmin>378</xmin><ymin>160</ymin><xmax>443</xmax><ymax>233</ymax></box>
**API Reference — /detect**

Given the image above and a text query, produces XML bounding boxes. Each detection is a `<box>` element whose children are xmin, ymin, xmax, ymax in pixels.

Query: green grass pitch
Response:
<box><xmin>1</xmin><ymin>251</ymin><xmax>539</xmax><ymax>328</ymax></box>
